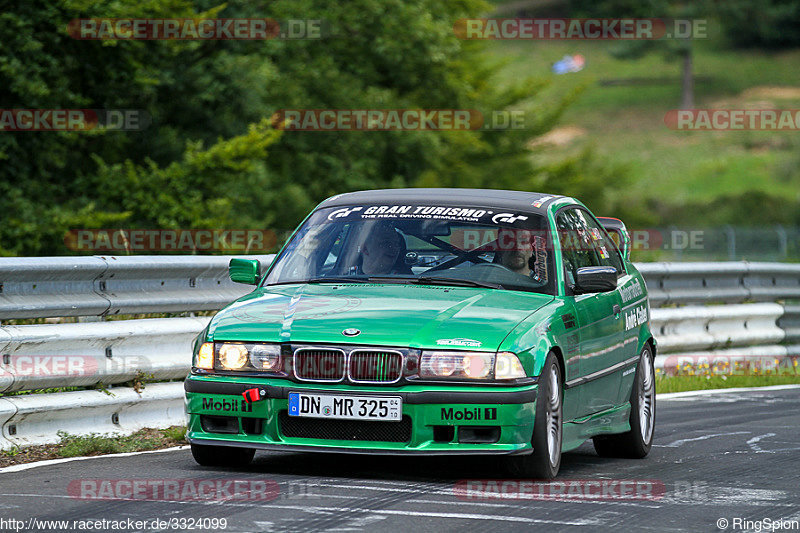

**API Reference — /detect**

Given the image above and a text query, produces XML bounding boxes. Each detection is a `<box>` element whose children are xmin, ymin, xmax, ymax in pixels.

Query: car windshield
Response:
<box><xmin>263</xmin><ymin>204</ymin><xmax>555</xmax><ymax>295</ymax></box>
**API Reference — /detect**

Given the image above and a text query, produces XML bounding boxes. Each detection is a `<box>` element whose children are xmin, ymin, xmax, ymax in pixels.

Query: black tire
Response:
<box><xmin>506</xmin><ymin>351</ymin><xmax>563</xmax><ymax>479</ymax></box>
<box><xmin>190</xmin><ymin>443</ymin><xmax>256</xmax><ymax>467</ymax></box>
<box><xmin>593</xmin><ymin>344</ymin><xmax>655</xmax><ymax>458</ymax></box>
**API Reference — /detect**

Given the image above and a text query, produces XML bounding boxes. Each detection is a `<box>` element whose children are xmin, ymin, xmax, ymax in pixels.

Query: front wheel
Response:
<box><xmin>506</xmin><ymin>351</ymin><xmax>562</xmax><ymax>479</ymax></box>
<box><xmin>593</xmin><ymin>344</ymin><xmax>655</xmax><ymax>458</ymax></box>
<box><xmin>191</xmin><ymin>443</ymin><xmax>255</xmax><ymax>467</ymax></box>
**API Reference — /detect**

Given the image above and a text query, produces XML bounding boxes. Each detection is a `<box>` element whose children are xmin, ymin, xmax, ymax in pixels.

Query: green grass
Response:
<box><xmin>56</xmin><ymin>427</ymin><xmax>186</xmax><ymax>458</ymax></box>
<box><xmin>160</xmin><ymin>426</ymin><xmax>188</xmax><ymax>443</ymax></box>
<box><xmin>656</xmin><ymin>374</ymin><xmax>800</xmax><ymax>394</ymax></box>
<box><xmin>1</xmin><ymin>426</ymin><xmax>188</xmax><ymax>467</ymax></box>
<box><xmin>486</xmin><ymin>36</ymin><xmax>800</xmax><ymax>209</ymax></box>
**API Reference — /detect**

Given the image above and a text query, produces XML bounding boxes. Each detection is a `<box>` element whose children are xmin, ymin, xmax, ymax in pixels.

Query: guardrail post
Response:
<box><xmin>724</xmin><ymin>225</ymin><xmax>736</xmax><ymax>260</ymax></box>
<box><xmin>776</xmin><ymin>225</ymin><xmax>788</xmax><ymax>261</ymax></box>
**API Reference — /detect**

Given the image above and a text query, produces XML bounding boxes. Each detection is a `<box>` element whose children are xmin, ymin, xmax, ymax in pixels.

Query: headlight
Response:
<box><xmin>495</xmin><ymin>352</ymin><xmax>526</xmax><ymax>379</ymax></box>
<box><xmin>219</xmin><ymin>343</ymin><xmax>248</xmax><ymax>369</ymax></box>
<box><xmin>195</xmin><ymin>342</ymin><xmax>283</xmax><ymax>372</ymax></box>
<box><xmin>250</xmin><ymin>344</ymin><xmax>281</xmax><ymax>370</ymax></box>
<box><xmin>419</xmin><ymin>350</ymin><xmax>526</xmax><ymax>380</ymax></box>
<box><xmin>420</xmin><ymin>351</ymin><xmax>494</xmax><ymax>379</ymax></box>
<box><xmin>195</xmin><ymin>342</ymin><xmax>214</xmax><ymax>370</ymax></box>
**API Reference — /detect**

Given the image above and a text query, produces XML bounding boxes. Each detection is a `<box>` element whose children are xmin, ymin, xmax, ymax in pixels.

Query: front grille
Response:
<box><xmin>294</xmin><ymin>348</ymin><xmax>345</xmax><ymax>381</ymax></box>
<box><xmin>279</xmin><ymin>411</ymin><xmax>412</xmax><ymax>442</ymax></box>
<box><xmin>349</xmin><ymin>350</ymin><xmax>403</xmax><ymax>383</ymax></box>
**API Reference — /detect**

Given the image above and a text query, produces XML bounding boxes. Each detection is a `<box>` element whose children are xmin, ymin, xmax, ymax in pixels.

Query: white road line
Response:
<box><xmin>0</xmin><ymin>446</ymin><xmax>189</xmax><ymax>474</ymax></box>
<box><xmin>298</xmin><ymin>491</ymin><xmax>663</xmax><ymax>510</ymax></box>
<box><xmin>195</xmin><ymin>502</ymin><xmax>609</xmax><ymax>526</ymax></box>
<box><xmin>655</xmin><ymin>431</ymin><xmax>750</xmax><ymax>448</ymax></box>
<box><xmin>657</xmin><ymin>384</ymin><xmax>800</xmax><ymax>400</ymax></box>
<box><xmin>400</xmin><ymin>496</ymin><xmax>662</xmax><ymax>509</ymax></box>
<box><xmin>747</xmin><ymin>433</ymin><xmax>777</xmax><ymax>453</ymax></box>
<box><xmin>754</xmin><ymin>446</ymin><xmax>800</xmax><ymax>453</ymax></box>
<box><xmin>302</xmin><ymin>481</ymin><xmax>452</xmax><ymax>496</ymax></box>
<box><xmin>301</xmin><ymin>484</ymin><xmax>665</xmax><ymax>509</ymax></box>
<box><xmin>0</xmin><ymin>493</ymin><xmax>603</xmax><ymax>526</ymax></box>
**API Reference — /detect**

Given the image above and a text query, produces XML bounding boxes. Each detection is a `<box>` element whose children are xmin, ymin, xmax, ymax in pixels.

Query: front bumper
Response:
<box><xmin>185</xmin><ymin>375</ymin><xmax>537</xmax><ymax>455</ymax></box>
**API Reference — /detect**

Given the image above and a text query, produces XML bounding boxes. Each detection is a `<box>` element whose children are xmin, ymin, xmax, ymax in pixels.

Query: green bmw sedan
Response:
<box><xmin>184</xmin><ymin>188</ymin><xmax>655</xmax><ymax>479</ymax></box>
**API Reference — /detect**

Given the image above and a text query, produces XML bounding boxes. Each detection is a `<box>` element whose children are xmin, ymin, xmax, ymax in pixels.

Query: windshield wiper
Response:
<box><xmin>269</xmin><ymin>276</ymin><xmax>501</xmax><ymax>289</ymax></box>
<box><xmin>364</xmin><ymin>276</ymin><xmax>417</xmax><ymax>284</ymax></box>
<box><xmin>415</xmin><ymin>276</ymin><xmax>503</xmax><ymax>289</ymax></box>
<box><xmin>267</xmin><ymin>277</ymin><xmax>370</xmax><ymax>286</ymax></box>
<box><xmin>304</xmin><ymin>277</ymin><xmax>371</xmax><ymax>284</ymax></box>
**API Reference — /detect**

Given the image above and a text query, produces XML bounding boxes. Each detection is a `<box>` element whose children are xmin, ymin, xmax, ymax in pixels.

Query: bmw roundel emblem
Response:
<box><xmin>342</xmin><ymin>328</ymin><xmax>361</xmax><ymax>337</ymax></box>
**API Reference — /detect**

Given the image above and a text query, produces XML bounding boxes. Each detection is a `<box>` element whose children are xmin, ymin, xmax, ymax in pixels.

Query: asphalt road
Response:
<box><xmin>1</xmin><ymin>386</ymin><xmax>799</xmax><ymax>533</ymax></box>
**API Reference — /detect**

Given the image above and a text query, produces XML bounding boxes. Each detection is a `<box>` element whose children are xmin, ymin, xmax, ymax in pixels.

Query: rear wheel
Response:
<box><xmin>506</xmin><ymin>352</ymin><xmax>562</xmax><ymax>479</ymax></box>
<box><xmin>191</xmin><ymin>443</ymin><xmax>255</xmax><ymax>467</ymax></box>
<box><xmin>593</xmin><ymin>344</ymin><xmax>655</xmax><ymax>458</ymax></box>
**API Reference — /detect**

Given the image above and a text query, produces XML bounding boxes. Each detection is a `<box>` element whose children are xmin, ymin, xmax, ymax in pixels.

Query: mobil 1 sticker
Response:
<box><xmin>438</xmin><ymin>406</ymin><xmax>498</xmax><ymax>424</ymax></box>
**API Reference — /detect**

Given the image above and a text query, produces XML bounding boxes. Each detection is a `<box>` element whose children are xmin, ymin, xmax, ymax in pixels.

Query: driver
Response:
<box><xmin>496</xmin><ymin>228</ymin><xmax>535</xmax><ymax>276</ymax></box>
<box><xmin>360</xmin><ymin>224</ymin><xmax>406</xmax><ymax>275</ymax></box>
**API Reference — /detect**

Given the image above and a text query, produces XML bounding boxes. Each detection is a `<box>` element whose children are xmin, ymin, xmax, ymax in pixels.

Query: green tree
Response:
<box><xmin>0</xmin><ymin>0</ymin><xmax>623</xmax><ymax>255</ymax></box>
<box><xmin>716</xmin><ymin>0</ymin><xmax>800</xmax><ymax>48</ymax></box>
<box><xmin>569</xmin><ymin>0</ymin><xmax>710</xmax><ymax>109</ymax></box>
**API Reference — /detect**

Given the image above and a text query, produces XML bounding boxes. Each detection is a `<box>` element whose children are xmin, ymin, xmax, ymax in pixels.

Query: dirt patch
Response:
<box><xmin>711</xmin><ymin>86</ymin><xmax>800</xmax><ymax>108</ymax></box>
<box><xmin>741</xmin><ymin>86</ymin><xmax>800</xmax><ymax>101</ymax></box>
<box><xmin>528</xmin><ymin>125</ymin><xmax>587</xmax><ymax>148</ymax></box>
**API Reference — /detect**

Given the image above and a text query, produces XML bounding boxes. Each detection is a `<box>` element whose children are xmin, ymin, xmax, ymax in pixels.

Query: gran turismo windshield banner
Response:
<box><xmin>264</xmin><ymin>204</ymin><xmax>556</xmax><ymax>294</ymax></box>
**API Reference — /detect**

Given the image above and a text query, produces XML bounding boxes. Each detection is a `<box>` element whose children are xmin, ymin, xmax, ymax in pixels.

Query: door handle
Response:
<box><xmin>612</xmin><ymin>304</ymin><xmax>621</xmax><ymax>316</ymax></box>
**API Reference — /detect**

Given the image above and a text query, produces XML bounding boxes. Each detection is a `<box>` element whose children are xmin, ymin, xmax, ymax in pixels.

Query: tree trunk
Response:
<box><xmin>680</xmin><ymin>46</ymin><xmax>694</xmax><ymax>109</ymax></box>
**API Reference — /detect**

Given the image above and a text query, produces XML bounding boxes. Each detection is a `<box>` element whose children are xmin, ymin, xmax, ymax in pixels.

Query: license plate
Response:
<box><xmin>288</xmin><ymin>392</ymin><xmax>402</xmax><ymax>421</ymax></box>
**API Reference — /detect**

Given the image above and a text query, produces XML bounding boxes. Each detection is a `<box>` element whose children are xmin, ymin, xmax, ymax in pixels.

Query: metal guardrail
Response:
<box><xmin>0</xmin><ymin>258</ymin><xmax>797</xmax><ymax>449</ymax></box>
<box><xmin>649</xmin><ymin>302</ymin><xmax>799</xmax><ymax>373</ymax></box>
<box><xmin>0</xmin><ymin>382</ymin><xmax>185</xmax><ymax>449</ymax></box>
<box><xmin>638</xmin><ymin>262</ymin><xmax>800</xmax><ymax>307</ymax></box>
<box><xmin>778</xmin><ymin>304</ymin><xmax>800</xmax><ymax>344</ymax></box>
<box><xmin>650</xmin><ymin>303</ymin><xmax>786</xmax><ymax>353</ymax></box>
<box><xmin>0</xmin><ymin>255</ymin><xmax>275</xmax><ymax>320</ymax></box>
<box><xmin>2</xmin><ymin>258</ymin><xmax>794</xmax><ymax>318</ymax></box>
<box><xmin>0</xmin><ymin>317</ymin><xmax>209</xmax><ymax>393</ymax></box>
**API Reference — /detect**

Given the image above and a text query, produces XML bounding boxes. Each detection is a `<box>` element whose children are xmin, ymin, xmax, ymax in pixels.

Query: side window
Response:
<box><xmin>579</xmin><ymin>211</ymin><xmax>625</xmax><ymax>274</ymax></box>
<box><xmin>556</xmin><ymin>209</ymin><xmax>601</xmax><ymax>287</ymax></box>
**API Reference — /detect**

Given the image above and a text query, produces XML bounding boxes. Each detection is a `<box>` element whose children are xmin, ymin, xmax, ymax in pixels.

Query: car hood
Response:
<box><xmin>208</xmin><ymin>283</ymin><xmax>554</xmax><ymax>352</ymax></box>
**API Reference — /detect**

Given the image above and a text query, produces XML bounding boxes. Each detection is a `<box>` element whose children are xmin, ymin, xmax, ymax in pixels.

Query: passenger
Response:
<box><xmin>360</xmin><ymin>224</ymin><xmax>407</xmax><ymax>275</ymax></box>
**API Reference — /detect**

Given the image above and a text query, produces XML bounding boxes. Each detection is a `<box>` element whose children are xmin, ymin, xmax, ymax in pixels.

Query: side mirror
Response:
<box><xmin>574</xmin><ymin>266</ymin><xmax>617</xmax><ymax>294</ymax></box>
<box><xmin>229</xmin><ymin>258</ymin><xmax>261</xmax><ymax>285</ymax></box>
<box><xmin>597</xmin><ymin>217</ymin><xmax>630</xmax><ymax>262</ymax></box>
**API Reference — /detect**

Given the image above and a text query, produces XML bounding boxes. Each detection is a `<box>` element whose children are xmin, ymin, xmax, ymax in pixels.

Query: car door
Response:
<box><xmin>556</xmin><ymin>208</ymin><xmax>624</xmax><ymax>417</ymax></box>
<box><xmin>594</xmin><ymin>218</ymin><xmax>649</xmax><ymax>405</ymax></box>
